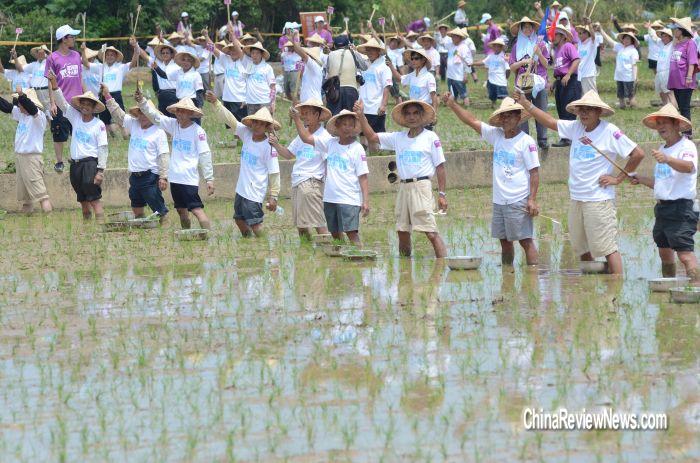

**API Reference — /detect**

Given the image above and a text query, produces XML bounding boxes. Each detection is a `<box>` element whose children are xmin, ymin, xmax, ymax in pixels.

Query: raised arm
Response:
<box><xmin>353</xmin><ymin>100</ymin><xmax>380</xmax><ymax>145</ymax></box>
<box><xmin>599</xmin><ymin>28</ymin><xmax>616</xmax><ymax>48</ymax></box>
<box><xmin>205</xmin><ymin>90</ymin><xmax>238</xmax><ymax>130</ymax></box>
<box><xmin>47</xmin><ymin>71</ymin><xmax>68</xmax><ymax>112</ymax></box>
<box><xmin>0</xmin><ymin>95</ymin><xmax>13</xmax><ymax>114</ymax></box>
<box><xmin>289</xmin><ymin>107</ymin><xmax>315</xmax><ymax>145</ymax></box>
<box><xmin>512</xmin><ymin>90</ymin><xmax>559</xmax><ymax>131</ymax></box>
<box><xmin>226</xmin><ymin>23</ymin><xmax>244</xmax><ymax>59</ymax></box>
<box><xmin>11</xmin><ymin>50</ymin><xmax>25</xmax><ymax>73</ymax></box>
<box><xmin>267</xmin><ymin>131</ymin><xmax>296</xmax><ymax>159</ymax></box>
<box><xmin>101</xmin><ymin>84</ymin><xmax>126</xmax><ymax>126</ymax></box>
<box><xmin>386</xmin><ymin>57</ymin><xmax>402</xmax><ymax>81</ymax></box>
<box><xmin>129</xmin><ymin>37</ymin><xmax>141</xmax><ymax>69</ymax></box>
<box><xmin>443</xmin><ymin>93</ymin><xmax>482</xmax><ymax>134</ymax></box>
<box><xmin>134</xmin><ymin>88</ymin><xmax>164</xmax><ymax>125</ymax></box>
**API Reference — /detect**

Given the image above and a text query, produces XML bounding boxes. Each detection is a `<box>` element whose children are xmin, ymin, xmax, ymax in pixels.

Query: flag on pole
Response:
<box><xmin>538</xmin><ymin>7</ymin><xmax>549</xmax><ymax>37</ymax></box>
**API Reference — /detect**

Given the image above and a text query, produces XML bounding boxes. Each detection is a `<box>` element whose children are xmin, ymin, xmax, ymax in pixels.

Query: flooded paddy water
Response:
<box><xmin>0</xmin><ymin>183</ymin><xmax>698</xmax><ymax>461</ymax></box>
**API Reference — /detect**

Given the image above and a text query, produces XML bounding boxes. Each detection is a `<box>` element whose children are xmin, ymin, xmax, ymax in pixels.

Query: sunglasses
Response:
<box><xmin>410</xmin><ymin>55</ymin><xmax>423</xmax><ymax>61</ymax></box>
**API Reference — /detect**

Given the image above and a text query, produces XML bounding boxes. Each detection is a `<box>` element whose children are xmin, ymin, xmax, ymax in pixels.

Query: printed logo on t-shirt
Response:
<box><xmin>363</xmin><ymin>71</ymin><xmax>377</xmax><ymax>84</ymax></box>
<box><xmin>580</xmin><ymin>49</ymin><xmax>588</xmax><ymax>58</ymax></box>
<box><xmin>681</xmin><ymin>151</ymin><xmax>696</xmax><ymax>161</ymax></box>
<box><xmin>130</xmin><ymin>137</ymin><xmax>148</xmax><ymax>151</ymax></box>
<box><xmin>399</xmin><ymin>150</ymin><xmax>422</xmax><ymax>165</ymax></box>
<box><xmin>178</xmin><ymin>80</ymin><xmax>194</xmax><ymax>91</ymax></box>
<box><xmin>655</xmin><ymin>163</ymin><xmax>672</xmax><ymax>180</ymax></box>
<box><xmin>270</xmin><ymin>148</ymin><xmax>278</xmax><ymax>158</ymax></box>
<box><xmin>409</xmin><ymin>85</ymin><xmax>421</xmax><ymax>99</ymax></box>
<box><xmin>671</xmin><ymin>50</ymin><xmax>682</xmax><ymax>62</ymax></box>
<box><xmin>75</xmin><ymin>129</ymin><xmax>92</xmax><ymax>144</ymax></box>
<box><xmin>226</xmin><ymin>68</ymin><xmax>241</xmax><ymax>78</ymax></box>
<box><xmin>250</xmin><ymin>72</ymin><xmax>267</xmax><ymax>83</ymax></box>
<box><xmin>327</xmin><ymin>152</ymin><xmax>349</xmax><ymax>171</ymax></box>
<box><xmin>198</xmin><ymin>132</ymin><xmax>206</xmax><ymax>141</ymax></box>
<box><xmin>572</xmin><ymin>144</ymin><xmax>596</xmax><ymax>161</ymax></box>
<box><xmin>241</xmin><ymin>148</ymin><xmax>258</xmax><ymax>166</ymax></box>
<box><xmin>528</xmin><ymin>144</ymin><xmax>537</xmax><ymax>152</ymax></box>
<box><xmin>297</xmin><ymin>145</ymin><xmax>316</xmax><ymax>160</ymax></box>
<box><xmin>16</xmin><ymin>123</ymin><xmax>28</xmax><ymax>136</ymax></box>
<box><xmin>104</xmin><ymin>73</ymin><xmax>117</xmax><ymax>82</ymax></box>
<box><xmin>434</xmin><ymin>139</ymin><xmax>442</xmax><ymax>148</ymax></box>
<box><xmin>613</xmin><ymin>130</ymin><xmax>623</xmax><ymax>140</ymax></box>
<box><xmin>173</xmin><ymin>138</ymin><xmax>193</xmax><ymax>153</ymax></box>
<box><xmin>59</xmin><ymin>64</ymin><xmax>80</xmax><ymax>78</ymax></box>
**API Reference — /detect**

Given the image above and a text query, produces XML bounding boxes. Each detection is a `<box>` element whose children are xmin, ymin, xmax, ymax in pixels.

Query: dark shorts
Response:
<box><xmin>448</xmin><ymin>78</ymin><xmax>467</xmax><ymax>99</ymax></box>
<box><xmin>653</xmin><ymin>200</ymin><xmax>698</xmax><ymax>252</ymax></box>
<box><xmin>233</xmin><ymin>193</ymin><xmax>264</xmax><ymax>226</ymax></box>
<box><xmin>617</xmin><ymin>81</ymin><xmax>635</xmax><ymax>99</ymax></box>
<box><xmin>99</xmin><ymin>91</ymin><xmax>124</xmax><ymax>125</ymax></box>
<box><xmin>327</xmin><ymin>86</ymin><xmax>359</xmax><ymax>116</ymax></box>
<box><xmin>69</xmin><ymin>157</ymin><xmax>102</xmax><ymax>202</ymax></box>
<box><xmin>487</xmin><ymin>81</ymin><xmax>509</xmax><ymax>101</ymax></box>
<box><xmin>170</xmin><ymin>182</ymin><xmax>204</xmax><ymax>211</ymax></box>
<box><xmin>50</xmin><ymin>107</ymin><xmax>72</xmax><ymax>143</ymax></box>
<box><xmin>157</xmin><ymin>89</ymin><xmax>179</xmax><ymax>118</ymax></box>
<box><xmin>389</xmin><ymin>80</ymin><xmax>401</xmax><ymax>98</ymax></box>
<box><xmin>365</xmin><ymin>114</ymin><xmax>386</xmax><ymax>133</ymax></box>
<box><xmin>223</xmin><ymin>101</ymin><xmax>248</xmax><ymax>123</ymax></box>
<box><xmin>648</xmin><ymin>59</ymin><xmax>658</xmax><ymax>70</ymax></box>
<box><xmin>324</xmin><ymin>202</ymin><xmax>360</xmax><ymax>234</ymax></box>
<box><xmin>129</xmin><ymin>171</ymin><xmax>168</xmax><ymax>216</ymax></box>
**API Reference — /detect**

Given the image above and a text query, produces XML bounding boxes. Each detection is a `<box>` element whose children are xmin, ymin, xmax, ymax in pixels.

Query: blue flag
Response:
<box><xmin>538</xmin><ymin>7</ymin><xmax>549</xmax><ymax>39</ymax></box>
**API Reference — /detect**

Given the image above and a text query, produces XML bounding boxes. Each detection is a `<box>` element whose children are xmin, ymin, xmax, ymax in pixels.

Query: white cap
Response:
<box><xmin>314</xmin><ymin>15</ymin><xmax>325</xmax><ymax>23</ymax></box>
<box><xmin>231</xmin><ymin>11</ymin><xmax>239</xmax><ymax>17</ymax></box>
<box><xmin>557</xmin><ymin>11</ymin><xmax>569</xmax><ymax>22</ymax></box>
<box><xmin>55</xmin><ymin>25</ymin><xmax>81</xmax><ymax>41</ymax></box>
<box><xmin>480</xmin><ymin>13</ymin><xmax>492</xmax><ymax>24</ymax></box>
<box><xmin>181</xmin><ymin>11</ymin><xmax>189</xmax><ymax>17</ymax></box>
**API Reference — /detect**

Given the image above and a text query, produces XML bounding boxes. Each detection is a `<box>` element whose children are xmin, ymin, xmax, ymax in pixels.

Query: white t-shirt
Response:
<box><xmin>122</xmin><ymin>116</ymin><xmax>169</xmax><ymax>174</ymax></box>
<box><xmin>23</xmin><ymin>60</ymin><xmax>48</xmax><ymax>88</ymax></box>
<box><xmin>557</xmin><ymin>120</ymin><xmax>637</xmax><ymax>201</ymax></box>
<box><xmin>423</xmin><ymin>47</ymin><xmax>440</xmax><ymax>70</ymax></box>
<box><xmin>281</xmin><ymin>50</ymin><xmax>302</xmax><ymax>72</ymax></box>
<box><xmin>65</xmin><ymin>106</ymin><xmax>108</xmax><ymax>161</ymax></box>
<box><xmin>245</xmin><ymin>61</ymin><xmax>275</xmax><ymax>104</ymax></box>
<box><xmin>196</xmin><ymin>46</ymin><xmax>211</xmax><ymax>74</ymax></box>
<box><xmin>577</xmin><ymin>35</ymin><xmax>603</xmax><ymax>79</ymax></box>
<box><xmin>82</xmin><ymin>65</ymin><xmax>101</xmax><ymax>96</ymax></box>
<box><xmin>299</xmin><ymin>56</ymin><xmax>323</xmax><ymax>102</ymax></box>
<box><xmin>167</xmin><ymin>67</ymin><xmax>204</xmax><ymax>99</ymax></box>
<box><xmin>613</xmin><ymin>43</ymin><xmax>639</xmax><ymax>82</ymax></box>
<box><xmin>483</xmin><ymin>52</ymin><xmax>508</xmax><ymax>86</ymax></box>
<box><xmin>645</xmin><ymin>33</ymin><xmax>661</xmax><ymax>61</ymax></box>
<box><xmin>387</xmin><ymin>47</ymin><xmax>404</xmax><ymax>67</ymax></box>
<box><xmin>90</xmin><ymin>62</ymin><xmax>131</xmax><ymax>92</ymax></box>
<box><xmin>220</xmin><ymin>54</ymin><xmax>251</xmax><ymax>102</ymax></box>
<box><xmin>656</xmin><ymin>42</ymin><xmax>673</xmax><ymax>73</ymax></box>
<box><xmin>445</xmin><ymin>41</ymin><xmax>472</xmax><ymax>81</ymax></box>
<box><xmin>400</xmin><ymin>67</ymin><xmax>436</xmax><ymax>104</ymax></box>
<box><xmin>360</xmin><ymin>58</ymin><xmax>392</xmax><ymax>115</ymax></box>
<box><xmin>4</xmin><ymin>70</ymin><xmax>31</xmax><ymax>91</ymax></box>
<box><xmin>481</xmin><ymin>124</ymin><xmax>540</xmax><ymax>205</ymax></box>
<box><xmin>149</xmin><ymin>58</ymin><xmax>179</xmax><ymax>90</ymax></box>
<box><xmin>654</xmin><ymin>138</ymin><xmax>698</xmax><ymax>201</ymax></box>
<box><xmin>12</xmin><ymin>106</ymin><xmax>46</xmax><ymax>154</ymax></box>
<box><xmin>157</xmin><ymin>118</ymin><xmax>210</xmax><ymax>186</ymax></box>
<box><xmin>213</xmin><ymin>55</ymin><xmax>225</xmax><ymax>75</ymax></box>
<box><xmin>377</xmin><ymin>129</ymin><xmax>445</xmax><ymax>179</ymax></box>
<box><xmin>314</xmin><ymin>137</ymin><xmax>369</xmax><ymax>206</ymax></box>
<box><xmin>234</xmin><ymin>124</ymin><xmax>280</xmax><ymax>203</ymax></box>
<box><xmin>287</xmin><ymin>126</ymin><xmax>333</xmax><ymax>187</ymax></box>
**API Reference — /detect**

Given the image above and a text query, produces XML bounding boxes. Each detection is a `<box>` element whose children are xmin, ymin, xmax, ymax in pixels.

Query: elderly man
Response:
<box><xmin>514</xmin><ymin>90</ymin><xmax>644</xmax><ymax>274</ymax></box>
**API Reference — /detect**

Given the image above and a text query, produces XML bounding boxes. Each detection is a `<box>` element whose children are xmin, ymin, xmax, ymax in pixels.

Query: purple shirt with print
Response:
<box><xmin>509</xmin><ymin>39</ymin><xmax>550</xmax><ymax>83</ymax></box>
<box><xmin>406</xmin><ymin>19</ymin><xmax>428</xmax><ymax>34</ymax></box>
<box><xmin>484</xmin><ymin>24</ymin><xmax>501</xmax><ymax>55</ymax></box>
<box><xmin>553</xmin><ymin>42</ymin><xmax>579</xmax><ymax>77</ymax></box>
<box><xmin>44</xmin><ymin>50</ymin><xmax>83</xmax><ymax>100</ymax></box>
<box><xmin>668</xmin><ymin>39</ymin><xmax>698</xmax><ymax>90</ymax></box>
<box><xmin>315</xmin><ymin>28</ymin><xmax>333</xmax><ymax>44</ymax></box>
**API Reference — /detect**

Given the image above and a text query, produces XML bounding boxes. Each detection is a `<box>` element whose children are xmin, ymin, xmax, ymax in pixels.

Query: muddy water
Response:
<box><xmin>0</xmin><ymin>184</ymin><xmax>698</xmax><ymax>461</ymax></box>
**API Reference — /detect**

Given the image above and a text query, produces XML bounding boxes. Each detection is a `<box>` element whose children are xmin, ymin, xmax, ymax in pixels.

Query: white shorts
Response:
<box><xmin>655</xmin><ymin>69</ymin><xmax>670</xmax><ymax>94</ymax></box>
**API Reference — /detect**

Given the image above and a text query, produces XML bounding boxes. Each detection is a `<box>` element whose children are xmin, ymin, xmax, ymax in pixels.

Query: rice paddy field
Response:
<box><xmin>1</xmin><ymin>182</ymin><xmax>699</xmax><ymax>461</ymax></box>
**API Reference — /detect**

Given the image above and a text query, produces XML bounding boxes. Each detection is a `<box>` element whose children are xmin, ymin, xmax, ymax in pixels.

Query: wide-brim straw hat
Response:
<box><xmin>30</xmin><ymin>44</ymin><xmax>51</xmax><ymax>59</ymax></box>
<box><xmin>83</xmin><ymin>47</ymin><xmax>99</xmax><ymax>60</ymax></box>
<box><xmin>239</xmin><ymin>33</ymin><xmax>256</xmax><ymax>44</ymax></box>
<box><xmin>305</xmin><ymin>33</ymin><xmax>326</xmax><ymax>46</ymax></box>
<box><xmin>166</xmin><ymin>98</ymin><xmax>204</xmax><ymax>118</ymax></box>
<box><xmin>621</xmin><ymin>23</ymin><xmax>638</xmax><ymax>33</ymax></box>
<box><xmin>488</xmin><ymin>37</ymin><xmax>506</xmax><ymax>48</ymax></box>
<box><xmin>155</xmin><ymin>43</ymin><xmax>176</xmax><ymax>60</ymax></box>
<box><xmin>295</xmin><ymin>98</ymin><xmax>332</xmax><ymax>121</ymax></box>
<box><xmin>554</xmin><ymin>25</ymin><xmax>573</xmax><ymax>42</ymax></box>
<box><xmin>243</xmin><ymin>41</ymin><xmax>270</xmax><ymax>61</ymax></box>
<box><xmin>194</xmin><ymin>35</ymin><xmax>208</xmax><ymax>45</ymax></box>
<box><xmin>391</xmin><ymin>99</ymin><xmax>435</xmax><ymax>127</ymax></box>
<box><xmin>487</xmin><ymin>97</ymin><xmax>530</xmax><ymax>127</ymax></box>
<box><xmin>551</xmin><ymin>1</ymin><xmax>562</xmax><ymax>7</ymax></box>
<box><xmin>326</xmin><ymin>109</ymin><xmax>361</xmax><ymax>136</ymax></box>
<box><xmin>99</xmin><ymin>46</ymin><xmax>124</xmax><ymax>62</ymax></box>
<box><xmin>303</xmin><ymin>47</ymin><xmax>322</xmax><ymax>65</ymax></box>
<box><xmin>458</xmin><ymin>0</ymin><xmax>466</xmax><ymax>7</ymax></box>
<box><xmin>447</xmin><ymin>27</ymin><xmax>466</xmax><ymax>39</ymax></box>
<box><xmin>147</xmin><ymin>36</ymin><xmax>162</xmax><ymax>47</ymax></box>
<box><xmin>642</xmin><ymin>103</ymin><xmax>692</xmax><ymax>133</ymax></box>
<box><xmin>657</xmin><ymin>28</ymin><xmax>673</xmax><ymax>40</ymax></box>
<box><xmin>671</xmin><ymin>17</ymin><xmax>694</xmax><ymax>36</ymax></box>
<box><xmin>510</xmin><ymin>16</ymin><xmax>540</xmax><ymax>36</ymax></box>
<box><xmin>71</xmin><ymin>91</ymin><xmax>106</xmax><ymax>113</ymax></box>
<box><xmin>9</xmin><ymin>55</ymin><xmax>27</xmax><ymax>67</ymax></box>
<box><xmin>402</xmin><ymin>48</ymin><xmax>432</xmax><ymax>70</ymax></box>
<box><xmin>617</xmin><ymin>31</ymin><xmax>639</xmax><ymax>47</ymax></box>
<box><xmin>651</xmin><ymin>20</ymin><xmax>665</xmax><ymax>30</ymax></box>
<box><xmin>417</xmin><ymin>34</ymin><xmax>436</xmax><ymax>46</ymax></box>
<box><xmin>566</xmin><ymin>90</ymin><xmax>615</xmax><ymax>117</ymax></box>
<box><xmin>242</xmin><ymin>106</ymin><xmax>281</xmax><ymax>131</ymax></box>
<box><xmin>167</xmin><ymin>32</ymin><xmax>184</xmax><ymax>42</ymax></box>
<box><xmin>355</xmin><ymin>34</ymin><xmax>372</xmax><ymax>44</ymax></box>
<box><xmin>12</xmin><ymin>88</ymin><xmax>44</xmax><ymax>111</ymax></box>
<box><xmin>175</xmin><ymin>51</ymin><xmax>201</xmax><ymax>69</ymax></box>
<box><xmin>405</xmin><ymin>31</ymin><xmax>419</xmax><ymax>40</ymax></box>
<box><xmin>437</xmin><ymin>23</ymin><xmax>450</xmax><ymax>30</ymax></box>
<box><xmin>575</xmin><ymin>24</ymin><xmax>594</xmax><ymax>37</ymax></box>
<box><xmin>215</xmin><ymin>39</ymin><xmax>228</xmax><ymax>48</ymax></box>
<box><xmin>357</xmin><ymin>37</ymin><xmax>385</xmax><ymax>54</ymax></box>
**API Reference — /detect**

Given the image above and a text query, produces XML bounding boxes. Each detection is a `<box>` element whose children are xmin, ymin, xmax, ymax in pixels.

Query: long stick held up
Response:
<box><xmin>82</xmin><ymin>12</ymin><xmax>86</xmax><ymax>41</ymax></box>
<box><xmin>132</xmin><ymin>5</ymin><xmax>142</xmax><ymax>37</ymax></box>
<box><xmin>578</xmin><ymin>137</ymin><xmax>634</xmax><ymax>177</ymax></box>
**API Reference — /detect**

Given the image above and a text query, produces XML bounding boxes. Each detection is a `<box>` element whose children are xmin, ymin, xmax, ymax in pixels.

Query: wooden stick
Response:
<box><xmin>50</xmin><ymin>26</ymin><xmax>53</xmax><ymax>51</ymax></box>
<box><xmin>588</xmin><ymin>0</ymin><xmax>599</xmax><ymax>19</ymax></box>
<box><xmin>12</xmin><ymin>30</ymin><xmax>20</xmax><ymax>51</ymax></box>
<box><xmin>435</xmin><ymin>11</ymin><xmax>456</xmax><ymax>25</ymax></box>
<box><xmin>579</xmin><ymin>137</ymin><xmax>634</xmax><ymax>177</ymax></box>
<box><xmin>100</xmin><ymin>44</ymin><xmax>107</xmax><ymax>82</ymax></box>
<box><xmin>369</xmin><ymin>6</ymin><xmax>378</xmax><ymax>24</ymax></box>
<box><xmin>391</xmin><ymin>14</ymin><xmax>400</xmax><ymax>35</ymax></box>
<box><xmin>381</xmin><ymin>22</ymin><xmax>386</xmax><ymax>44</ymax></box>
<box><xmin>513</xmin><ymin>206</ymin><xmax>562</xmax><ymax>225</ymax></box>
<box><xmin>132</xmin><ymin>5</ymin><xmax>142</xmax><ymax>37</ymax></box>
<box><xmin>82</xmin><ymin>12</ymin><xmax>87</xmax><ymax>42</ymax></box>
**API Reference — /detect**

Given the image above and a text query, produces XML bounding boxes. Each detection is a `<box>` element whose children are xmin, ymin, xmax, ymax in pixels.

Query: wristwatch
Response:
<box><xmin>438</xmin><ymin>191</ymin><xmax>446</xmax><ymax>197</ymax></box>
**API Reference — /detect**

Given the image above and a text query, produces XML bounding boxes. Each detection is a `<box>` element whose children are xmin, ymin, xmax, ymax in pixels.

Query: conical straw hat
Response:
<box><xmin>356</xmin><ymin>37</ymin><xmax>385</xmax><ymax>54</ymax></box>
<box><xmin>239</xmin><ymin>33</ymin><xmax>256</xmax><ymax>44</ymax></box>
<box><xmin>487</xmin><ymin>37</ymin><xmax>506</xmax><ymax>48</ymax></box>
<box><xmin>155</xmin><ymin>43</ymin><xmax>176</xmax><ymax>60</ymax></box>
<box><xmin>326</xmin><ymin>109</ymin><xmax>361</xmax><ymax>136</ymax></box>
<box><xmin>147</xmin><ymin>36</ymin><xmax>162</xmax><ymax>47</ymax></box>
<box><xmin>617</xmin><ymin>31</ymin><xmax>639</xmax><ymax>47</ymax></box>
<box><xmin>71</xmin><ymin>91</ymin><xmax>106</xmax><ymax>113</ymax></box>
<box><xmin>417</xmin><ymin>34</ymin><xmax>436</xmax><ymax>46</ymax></box>
<box><xmin>30</xmin><ymin>44</ymin><xmax>51</xmax><ymax>59</ymax></box>
<box><xmin>510</xmin><ymin>16</ymin><xmax>539</xmax><ymax>36</ymax></box>
<box><xmin>9</xmin><ymin>55</ymin><xmax>27</xmax><ymax>67</ymax></box>
<box><xmin>671</xmin><ymin>17</ymin><xmax>694</xmax><ymax>36</ymax></box>
<box><xmin>566</xmin><ymin>90</ymin><xmax>615</xmax><ymax>117</ymax></box>
<box><xmin>642</xmin><ymin>103</ymin><xmax>692</xmax><ymax>133</ymax></box>
<box><xmin>402</xmin><ymin>48</ymin><xmax>432</xmax><ymax>70</ymax></box>
<box><xmin>554</xmin><ymin>25</ymin><xmax>573</xmax><ymax>42</ymax></box>
<box><xmin>447</xmin><ymin>27</ymin><xmax>466</xmax><ymax>39</ymax></box>
<box><xmin>12</xmin><ymin>88</ymin><xmax>44</xmax><ymax>111</ymax></box>
<box><xmin>167</xmin><ymin>32</ymin><xmax>184</xmax><ymax>42</ymax></box>
<box><xmin>99</xmin><ymin>46</ymin><xmax>124</xmax><ymax>62</ymax></box>
<box><xmin>487</xmin><ymin>97</ymin><xmax>530</xmax><ymax>127</ymax></box>
<box><xmin>242</xmin><ymin>106</ymin><xmax>281</xmax><ymax>131</ymax></box>
<box><xmin>174</xmin><ymin>50</ymin><xmax>201</xmax><ymax>69</ymax></box>
<box><xmin>166</xmin><ymin>98</ymin><xmax>204</xmax><ymax>118</ymax></box>
<box><xmin>657</xmin><ymin>28</ymin><xmax>673</xmax><ymax>39</ymax></box>
<box><xmin>391</xmin><ymin>99</ymin><xmax>435</xmax><ymax>128</ymax></box>
<box><xmin>305</xmin><ymin>33</ymin><xmax>326</xmax><ymax>46</ymax></box>
<box><xmin>83</xmin><ymin>47</ymin><xmax>99</xmax><ymax>60</ymax></box>
<box><xmin>243</xmin><ymin>41</ymin><xmax>270</xmax><ymax>61</ymax></box>
<box><xmin>302</xmin><ymin>47</ymin><xmax>322</xmax><ymax>65</ymax></box>
<box><xmin>295</xmin><ymin>99</ymin><xmax>332</xmax><ymax>122</ymax></box>
<box><xmin>651</xmin><ymin>20</ymin><xmax>665</xmax><ymax>30</ymax></box>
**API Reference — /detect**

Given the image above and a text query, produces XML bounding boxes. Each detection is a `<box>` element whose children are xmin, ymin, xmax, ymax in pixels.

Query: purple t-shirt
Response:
<box><xmin>509</xmin><ymin>39</ymin><xmax>550</xmax><ymax>82</ymax></box>
<box><xmin>44</xmin><ymin>50</ymin><xmax>83</xmax><ymax>100</ymax></box>
<box><xmin>668</xmin><ymin>39</ymin><xmax>699</xmax><ymax>90</ymax></box>
<box><xmin>484</xmin><ymin>24</ymin><xmax>502</xmax><ymax>55</ymax></box>
<box><xmin>278</xmin><ymin>35</ymin><xmax>289</xmax><ymax>50</ymax></box>
<box><xmin>314</xmin><ymin>28</ymin><xmax>333</xmax><ymax>44</ymax></box>
<box><xmin>553</xmin><ymin>42</ymin><xmax>579</xmax><ymax>77</ymax></box>
<box><xmin>407</xmin><ymin>19</ymin><xmax>428</xmax><ymax>34</ymax></box>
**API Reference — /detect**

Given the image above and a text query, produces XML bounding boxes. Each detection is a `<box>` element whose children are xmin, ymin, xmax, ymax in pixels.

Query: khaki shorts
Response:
<box><xmin>16</xmin><ymin>153</ymin><xmax>49</xmax><ymax>203</ymax></box>
<box><xmin>291</xmin><ymin>178</ymin><xmax>326</xmax><ymax>228</ymax></box>
<box><xmin>580</xmin><ymin>76</ymin><xmax>597</xmax><ymax>94</ymax></box>
<box><xmin>395</xmin><ymin>180</ymin><xmax>437</xmax><ymax>233</ymax></box>
<box><xmin>568</xmin><ymin>199</ymin><xmax>618</xmax><ymax>258</ymax></box>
